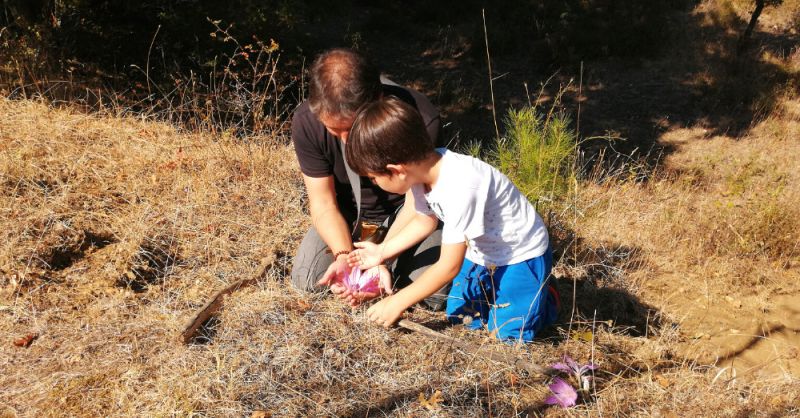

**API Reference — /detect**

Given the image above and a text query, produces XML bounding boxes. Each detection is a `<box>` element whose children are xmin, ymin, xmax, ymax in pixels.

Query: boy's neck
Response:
<box><xmin>408</xmin><ymin>151</ymin><xmax>443</xmax><ymax>192</ymax></box>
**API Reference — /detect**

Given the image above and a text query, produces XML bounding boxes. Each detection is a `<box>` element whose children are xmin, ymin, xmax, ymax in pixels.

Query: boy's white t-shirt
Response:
<box><xmin>411</xmin><ymin>149</ymin><xmax>549</xmax><ymax>266</ymax></box>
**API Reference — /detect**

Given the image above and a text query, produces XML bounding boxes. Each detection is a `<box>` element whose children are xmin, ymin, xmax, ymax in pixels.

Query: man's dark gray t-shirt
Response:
<box><xmin>292</xmin><ymin>84</ymin><xmax>441</xmax><ymax>224</ymax></box>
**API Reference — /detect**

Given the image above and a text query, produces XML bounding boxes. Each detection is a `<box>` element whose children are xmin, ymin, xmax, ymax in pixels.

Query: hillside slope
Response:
<box><xmin>1</xmin><ymin>93</ymin><xmax>798</xmax><ymax>415</ymax></box>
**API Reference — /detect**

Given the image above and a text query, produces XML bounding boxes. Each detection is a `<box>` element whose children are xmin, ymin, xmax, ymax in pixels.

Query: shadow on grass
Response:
<box><xmin>188</xmin><ymin>315</ymin><xmax>221</xmax><ymax>345</ymax></box>
<box><xmin>546</xmin><ymin>236</ymin><xmax>666</xmax><ymax>339</ymax></box>
<box><xmin>115</xmin><ymin>237</ymin><xmax>180</xmax><ymax>293</ymax></box>
<box><xmin>4</xmin><ymin>2</ymin><xmax>797</xmax><ymax>167</ymax></box>
<box><xmin>341</xmin><ymin>2</ymin><xmax>799</xmax><ymax>178</ymax></box>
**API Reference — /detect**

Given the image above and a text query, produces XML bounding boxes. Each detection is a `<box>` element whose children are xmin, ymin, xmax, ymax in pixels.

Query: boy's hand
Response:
<box><xmin>366</xmin><ymin>294</ymin><xmax>408</xmax><ymax>328</ymax></box>
<box><xmin>348</xmin><ymin>241</ymin><xmax>385</xmax><ymax>269</ymax></box>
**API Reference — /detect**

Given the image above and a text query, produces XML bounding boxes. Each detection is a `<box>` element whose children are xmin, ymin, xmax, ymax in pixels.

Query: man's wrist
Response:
<box><xmin>332</xmin><ymin>249</ymin><xmax>351</xmax><ymax>261</ymax></box>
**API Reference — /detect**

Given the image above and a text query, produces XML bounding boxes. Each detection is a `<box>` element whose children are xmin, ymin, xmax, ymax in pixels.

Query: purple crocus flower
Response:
<box><xmin>545</xmin><ymin>377</ymin><xmax>578</xmax><ymax>408</ymax></box>
<box><xmin>552</xmin><ymin>355</ymin><xmax>597</xmax><ymax>391</ymax></box>
<box><xmin>338</xmin><ymin>266</ymin><xmax>380</xmax><ymax>293</ymax></box>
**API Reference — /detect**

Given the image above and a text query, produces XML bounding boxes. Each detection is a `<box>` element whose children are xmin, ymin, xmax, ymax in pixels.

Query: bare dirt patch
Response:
<box><xmin>581</xmin><ymin>119</ymin><xmax>800</xmax><ymax>385</ymax></box>
<box><xmin>698</xmin><ymin>292</ymin><xmax>800</xmax><ymax>380</ymax></box>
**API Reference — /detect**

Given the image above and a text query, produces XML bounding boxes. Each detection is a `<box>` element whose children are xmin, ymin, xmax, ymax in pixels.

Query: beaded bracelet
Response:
<box><xmin>332</xmin><ymin>250</ymin><xmax>351</xmax><ymax>259</ymax></box>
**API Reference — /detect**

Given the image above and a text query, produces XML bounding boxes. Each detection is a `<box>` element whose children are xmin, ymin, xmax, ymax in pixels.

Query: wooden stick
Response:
<box><xmin>179</xmin><ymin>254</ymin><xmax>275</xmax><ymax>344</ymax></box>
<box><xmin>397</xmin><ymin>319</ymin><xmax>554</xmax><ymax>376</ymax></box>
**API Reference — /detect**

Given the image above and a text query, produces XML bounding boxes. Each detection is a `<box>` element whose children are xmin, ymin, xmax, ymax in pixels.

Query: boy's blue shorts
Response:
<box><xmin>445</xmin><ymin>248</ymin><xmax>559</xmax><ymax>342</ymax></box>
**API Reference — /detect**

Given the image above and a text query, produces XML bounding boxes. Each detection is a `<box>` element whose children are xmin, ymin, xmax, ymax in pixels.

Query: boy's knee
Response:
<box><xmin>491</xmin><ymin>319</ymin><xmax>539</xmax><ymax>342</ymax></box>
<box><xmin>446</xmin><ymin>296</ymin><xmax>489</xmax><ymax>330</ymax></box>
<box><xmin>448</xmin><ymin>315</ymin><xmax>484</xmax><ymax>331</ymax></box>
<box><xmin>490</xmin><ymin>300</ymin><xmax>557</xmax><ymax>342</ymax></box>
<box><xmin>446</xmin><ymin>307</ymin><xmax>485</xmax><ymax>331</ymax></box>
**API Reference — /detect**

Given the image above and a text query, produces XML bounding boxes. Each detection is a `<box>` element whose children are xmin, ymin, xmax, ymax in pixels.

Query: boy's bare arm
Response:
<box><xmin>350</xmin><ymin>189</ymin><xmax>436</xmax><ymax>268</ymax></box>
<box><xmin>351</xmin><ymin>212</ymin><xmax>437</xmax><ymax>269</ymax></box>
<box><xmin>380</xmin><ymin>212</ymin><xmax>437</xmax><ymax>260</ymax></box>
<box><xmin>388</xmin><ymin>242</ymin><xmax>465</xmax><ymax>306</ymax></box>
<box><xmin>366</xmin><ymin>242</ymin><xmax>467</xmax><ymax>327</ymax></box>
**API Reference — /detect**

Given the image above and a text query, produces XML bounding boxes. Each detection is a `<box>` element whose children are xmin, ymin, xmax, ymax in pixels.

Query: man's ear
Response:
<box><xmin>386</xmin><ymin>163</ymin><xmax>407</xmax><ymax>178</ymax></box>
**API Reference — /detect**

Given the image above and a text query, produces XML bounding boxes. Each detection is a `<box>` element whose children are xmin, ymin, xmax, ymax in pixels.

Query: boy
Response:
<box><xmin>342</xmin><ymin>97</ymin><xmax>559</xmax><ymax>342</ymax></box>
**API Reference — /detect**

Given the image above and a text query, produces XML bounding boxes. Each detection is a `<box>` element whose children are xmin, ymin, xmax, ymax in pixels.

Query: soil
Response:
<box><xmin>645</xmin><ymin>271</ymin><xmax>800</xmax><ymax>381</ymax></box>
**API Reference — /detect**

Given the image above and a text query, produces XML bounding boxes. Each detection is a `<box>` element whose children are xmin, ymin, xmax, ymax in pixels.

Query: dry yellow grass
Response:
<box><xmin>1</xmin><ymin>90</ymin><xmax>798</xmax><ymax>416</ymax></box>
<box><xmin>0</xmin><ymin>98</ymin><xmax>570</xmax><ymax>416</ymax></box>
<box><xmin>2</xmin><ymin>5</ymin><xmax>800</xmax><ymax>411</ymax></box>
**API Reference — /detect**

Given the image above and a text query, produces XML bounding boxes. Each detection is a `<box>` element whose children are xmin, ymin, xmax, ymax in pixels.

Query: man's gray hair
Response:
<box><xmin>308</xmin><ymin>48</ymin><xmax>382</xmax><ymax>120</ymax></box>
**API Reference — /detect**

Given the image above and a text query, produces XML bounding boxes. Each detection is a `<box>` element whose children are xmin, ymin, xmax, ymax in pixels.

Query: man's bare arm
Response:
<box><xmin>303</xmin><ymin>174</ymin><xmax>352</xmax><ymax>257</ymax></box>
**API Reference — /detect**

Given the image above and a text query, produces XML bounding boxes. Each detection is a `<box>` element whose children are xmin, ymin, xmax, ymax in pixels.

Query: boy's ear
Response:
<box><xmin>386</xmin><ymin>163</ymin><xmax>407</xmax><ymax>178</ymax></box>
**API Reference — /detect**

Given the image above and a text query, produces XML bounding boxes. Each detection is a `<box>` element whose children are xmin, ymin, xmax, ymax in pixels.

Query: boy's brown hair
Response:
<box><xmin>346</xmin><ymin>97</ymin><xmax>435</xmax><ymax>176</ymax></box>
<box><xmin>308</xmin><ymin>49</ymin><xmax>382</xmax><ymax>120</ymax></box>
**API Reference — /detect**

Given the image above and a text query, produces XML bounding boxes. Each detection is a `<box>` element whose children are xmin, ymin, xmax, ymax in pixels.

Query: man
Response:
<box><xmin>290</xmin><ymin>48</ymin><xmax>447</xmax><ymax>309</ymax></box>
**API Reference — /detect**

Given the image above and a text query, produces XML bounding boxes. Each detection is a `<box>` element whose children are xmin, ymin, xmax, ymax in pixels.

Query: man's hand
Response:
<box><xmin>318</xmin><ymin>255</ymin><xmax>349</xmax><ymax>287</ymax></box>
<box><xmin>318</xmin><ymin>255</ymin><xmax>358</xmax><ymax>305</ymax></box>
<box><xmin>320</xmin><ymin>261</ymin><xmax>394</xmax><ymax>307</ymax></box>
<box><xmin>373</xmin><ymin>264</ymin><xmax>394</xmax><ymax>296</ymax></box>
<box><xmin>335</xmin><ymin>264</ymin><xmax>394</xmax><ymax>307</ymax></box>
<box><xmin>347</xmin><ymin>241</ymin><xmax>385</xmax><ymax>269</ymax></box>
<box><xmin>366</xmin><ymin>294</ymin><xmax>408</xmax><ymax>328</ymax></box>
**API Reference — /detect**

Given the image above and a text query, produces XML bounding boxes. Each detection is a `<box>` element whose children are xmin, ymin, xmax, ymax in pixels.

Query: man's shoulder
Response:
<box><xmin>291</xmin><ymin>100</ymin><xmax>328</xmax><ymax>147</ymax></box>
<box><xmin>292</xmin><ymin>100</ymin><xmax>319</xmax><ymax>126</ymax></box>
<box><xmin>291</xmin><ymin>100</ymin><xmax>334</xmax><ymax>174</ymax></box>
<box><xmin>383</xmin><ymin>84</ymin><xmax>437</xmax><ymax>117</ymax></box>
